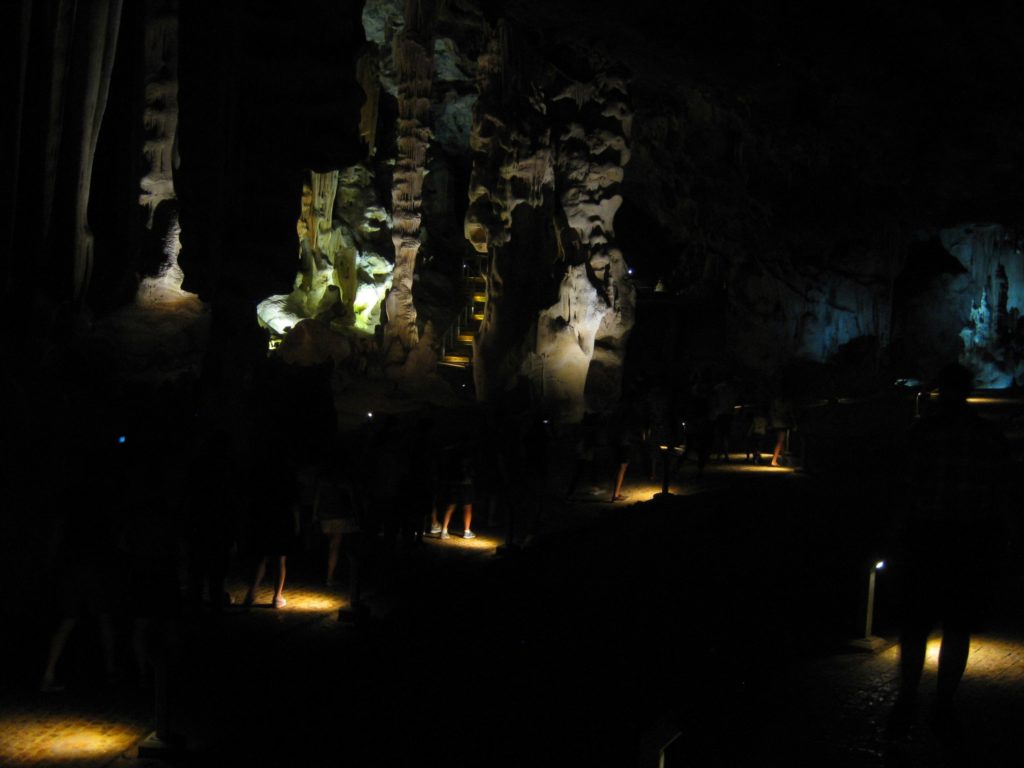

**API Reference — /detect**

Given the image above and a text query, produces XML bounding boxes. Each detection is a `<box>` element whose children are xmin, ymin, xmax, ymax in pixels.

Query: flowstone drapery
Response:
<box><xmin>464</xmin><ymin>32</ymin><xmax>555</xmax><ymax>402</ymax></box>
<box><xmin>465</xmin><ymin>31</ymin><xmax>635</xmax><ymax>421</ymax></box>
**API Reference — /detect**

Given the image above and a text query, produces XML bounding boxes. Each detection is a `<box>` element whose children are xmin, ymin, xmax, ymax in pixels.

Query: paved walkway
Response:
<box><xmin>2</xmin><ymin>458</ymin><xmax>1022</xmax><ymax>767</ymax></box>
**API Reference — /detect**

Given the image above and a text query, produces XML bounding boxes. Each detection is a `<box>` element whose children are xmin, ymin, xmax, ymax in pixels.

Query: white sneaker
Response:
<box><xmin>463</xmin><ymin>530</ymin><xmax>477</xmax><ymax>539</ymax></box>
<box><xmin>430</xmin><ymin>523</ymin><xmax>443</xmax><ymax>535</ymax></box>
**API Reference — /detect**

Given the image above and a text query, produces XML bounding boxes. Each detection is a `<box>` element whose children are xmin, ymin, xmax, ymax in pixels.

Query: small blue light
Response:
<box><xmin>118</xmin><ymin>436</ymin><xmax>126</xmax><ymax>444</ymax></box>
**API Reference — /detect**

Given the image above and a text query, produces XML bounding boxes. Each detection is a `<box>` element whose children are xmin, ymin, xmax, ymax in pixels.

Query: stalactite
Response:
<box><xmin>356</xmin><ymin>52</ymin><xmax>380</xmax><ymax>155</ymax></box>
<box><xmin>138</xmin><ymin>0</ymin><xmax>179</xmax><ymax>226</ymax></box>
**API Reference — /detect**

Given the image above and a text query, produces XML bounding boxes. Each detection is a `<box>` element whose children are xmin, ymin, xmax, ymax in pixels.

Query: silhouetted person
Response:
<box><xmin>432</xmin><ymin>442</ymin><xmax>476</xmax><ymax>539</ymax></box>
<box><xmin>646</xmin><ymin>379</ymin><xmax>675</xmax><ymax>480</ymax></box>
<box><xmin>184</xmin><ymin>430</ymin><xmax>238</xmax><ymax>613</ymax></box>
<box><xmin>710</xmin><ymin>379</ymin><xmax>737</xmax><ymax>462</ymax></box>
<box><xmin>609</xmin><ymin>402</ymin><xmax>638</xmax><ymax>502</ymax></box>
<box><xmin>682</xmin><ymin>391</ymin><xmax>714</xmax><ymax>479</ymax></box>
<box><xmin>368</xmin><ymin>415</ymin><xmax>408</xmax><ymax>569</ymax></box>
<box><xmin>314</xmin><ymin>457</ymin><xmax>359</xmax><ymax>587</ymax></box>
<box><xmin>769</xmin><ymin>394</ymin><xmax>795</xmax><ymax>467</ymax></box>
<box><xmin>744</xmin><ymin>406</ymin><xmax>768</xmax><ymax>464</ymax></box>
<box><xmin>243</xmin><ymin>457</ymin><xmax>299</xmax><ymax>609</ymax></box>
<box><xmin>478</xmin><ymin>408</ymin><xmax>509</xmax><ymax>526</ymax></box>
<box><xmin>887</xmin><ymin>363</ymin><xmax>1008</xmax><ymax>738</ymax></box>
<box><xmin>40</xmin><ymin>445</ymin><xmax>118</xmax><ymax>691</ymax></box>
<box><xmin>404</xmin><ymin>417</ymin><xmax>437</xmax><ymax>545</ymax></box>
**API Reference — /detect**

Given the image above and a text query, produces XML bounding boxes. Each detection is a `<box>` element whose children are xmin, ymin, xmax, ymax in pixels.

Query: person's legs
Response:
<box><xmin>888</xmin><ymin>619</ymin><xmax>930</xmax><ymax>737</ymax></box>
<box><xmin>936</xmin><ymin>625</ymin><xmax>971</xmax><ymax>707</ymax></box>
<box><xmin>272</xmin><ymin>555</ymin><xmax>287</xmax><ymax>608</ymax></box>
<box><xmin>244</xmin><ymin>556</ymin><xmax>267</xmax><ymax>607</ymax></box>
<box><xmin>771</xmin><ymin>429</ymin><xmax>785</xmax><ymax>466</ymax></box>
<box><xmin>441</xmin><ymin>503</ymin><xmax>456</xmax><ymax>537</ymax></box>
<box><xmin>462</xmin><ymin>503</ymin><xmax>474</xmax><ymax>537</ymax></box>
<box><xmin>41</xmin><ymin>617</ymin><xmax>76</xmax><ymax>691</ymax></box>
<box><xmin>612</xmin><ymin>462</ymin><xmax>628</xmax><ymax>501</ymax></box>
<box><xmin>326</xmin><ymin>531</ymin><xmax>342</xmax><ymax>586</ymax></box>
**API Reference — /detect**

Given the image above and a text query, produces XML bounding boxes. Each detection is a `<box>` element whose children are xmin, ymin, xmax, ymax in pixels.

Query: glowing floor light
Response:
<box><xmin>0</xmin><ymin>713</ymin><xmax>146</xmax><ymax>765</ymax></box>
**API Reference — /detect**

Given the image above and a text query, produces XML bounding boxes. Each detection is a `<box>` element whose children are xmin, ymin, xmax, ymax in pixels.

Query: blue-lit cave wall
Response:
<box><xmin>941</xmin><ymin>225</ymin><xmax>1024</xmax><ymax>387</ymax></box>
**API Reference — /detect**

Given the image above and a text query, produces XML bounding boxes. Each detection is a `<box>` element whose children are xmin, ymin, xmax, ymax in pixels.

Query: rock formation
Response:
<box><xmin>138</xmin><ymin>0</ymin><xmax>178</xmax><ymax>226</ymax></box>
<box><xmin>942</xmin><ymin>225</ymin><xmax>1024</xmax><ymax>387</ymax></box>
<box><xmin>535</xmin><ymin>72</ymin><xmax>635</xmax><ymax>420</ymax></box>
<box><xmin>382</xmin><ymin>2</ymin><xmax>436</xmax><ymax>376</ymax></box>
<box><xmin>257</xmin><ymin>165</ymin><xmax>394</xmax><ymax>356</ymax></box>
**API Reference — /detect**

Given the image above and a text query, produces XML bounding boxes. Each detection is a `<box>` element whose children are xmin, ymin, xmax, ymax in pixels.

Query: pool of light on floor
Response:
<box><xmin>0</xmin><ymin>712</ymin><xmax>145</xmax><ymax>766</ymax></box>
<box><xmin>229</xmin><ymin>585</ymin><xmax>348</xmax><ymax>612</ymax></box>
<box><xmin>423</xmin><ymin>533</ymin><xmax>500</xmax><ymax>552</ymax></box>
<box><xmin>879</xmin><ymin>634</ymin><xmax>1024</xmax><ymax>682</ymax></box>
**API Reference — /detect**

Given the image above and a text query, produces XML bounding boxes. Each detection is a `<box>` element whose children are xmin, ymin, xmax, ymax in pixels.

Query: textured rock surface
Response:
<box><xmin>12</xmin><ymin>0</ymin><xmax>1024</xmax><ymax>408</ymax></box>
<box><xmin>383</xmin><ymin>26</ymin><xmax>434</xmax><ymax>372</ymax></box>
<box><xmin>138</xmin><ymin>0</ymin><xmax>178</xmax><ymax>225</ymax></box>
<box><xmin>941</xmin><ymin>225</ymin><xmax>1024</xmax><ymax>387</ymax></box>
<box><xmin>257</xmin><ymin>165</ymin><xmax>394</xmax><ymax>340</ymax></box>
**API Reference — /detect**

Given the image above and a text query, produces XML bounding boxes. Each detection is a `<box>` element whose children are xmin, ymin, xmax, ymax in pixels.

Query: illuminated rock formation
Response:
<box><xmin>535</xmin><ymin>73</ymin><xmax>635</xmax><ymax>421</ymax></box>
<box><xmin>465</xmin><ymin>30</ymin><xmax>634</xmax><ymax>421</ymax></box>
<box><xmin>942</xmin><ymin>225</ymin><xmax>1024</xmax><ymax>387</ymax></box>
<box><xmin>138</xmin><ymin>0</ymin><xmax>178</xmax><ymax>225</ymax></box>
<box><xmin>382</xmin><ymin>5</ymin><xmax>435</xmax><ymax>376</ymax></box>
<box><xmin>465</xmin><ymin>31</ymin><xmax>555</xmax><ymax>402</ymax></box>
<box><xmin>135</xmin><ymin>0</ymin><xmax>192</xmax><ymax>310</ymax></box>
<box><xmin>257</xmin><ymin>165</ymin><xmax>393</xmax><ymax>352</ymax></box>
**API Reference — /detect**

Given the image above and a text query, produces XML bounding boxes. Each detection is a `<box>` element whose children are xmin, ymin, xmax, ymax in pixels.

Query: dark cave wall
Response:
<box><xmin>583</xmin><ymin>0</ymin><xmax>1024</xmax><ymax>388</ymax></box>
<box><xmin>3</xmin><ymin>0</ymin><xmax>125</xmax><ymax>325</ymax></box>
<box><xmin>175</xmin><ymin>0</ymin><xmax>366</xmax><ymax>306</ymax></box>
<box><xmin>173</xmin><ymin>0</ymin><xmax>367</xmax><ymax>392</ymax></box>
<box><xmin>9</xmin><ymin>0</ymin><xmax>1024</xmax><ymax>401</ymax></box>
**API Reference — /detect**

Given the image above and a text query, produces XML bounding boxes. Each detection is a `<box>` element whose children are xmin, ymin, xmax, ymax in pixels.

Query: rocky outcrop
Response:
<box><xmin>257</xmin><ymin>165</ymin><xmax>394</xmax><ymax>349</ymax></box>
<box><xmin>941</xmin><ymin>225</ymin><xmax>1024</xmax><ymax>387</ymax></box>
<box><xmin>464</xmin><ymin>29</ymin><xmax>635</xmax><ymax>421</ymax></box>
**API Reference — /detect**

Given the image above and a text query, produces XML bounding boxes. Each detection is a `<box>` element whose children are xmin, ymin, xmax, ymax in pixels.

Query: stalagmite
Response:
<box><xmin>535</xmin><ymin>74</ymin><xmax>636</xmax><ymax>421</ymax></box>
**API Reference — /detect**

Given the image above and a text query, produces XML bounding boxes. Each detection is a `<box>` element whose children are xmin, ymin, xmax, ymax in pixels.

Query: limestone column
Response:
<box><xmin>383</xmin><ymin>9</ymin><xmax>433</xmax><ymax>373</ymax></box>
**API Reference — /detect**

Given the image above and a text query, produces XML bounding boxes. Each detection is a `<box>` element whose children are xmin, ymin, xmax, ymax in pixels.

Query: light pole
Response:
<box><xmin>850</xmin><ymin>560</ymin><xmax>889</xmax><ymax>652</ymax></box>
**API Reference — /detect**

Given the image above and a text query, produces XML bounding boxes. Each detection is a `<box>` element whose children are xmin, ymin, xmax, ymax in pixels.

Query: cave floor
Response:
<box><xmin>3</xmin><ymin>459</ymin><xmax>1024</xmax><ymax>767</ymax></box>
